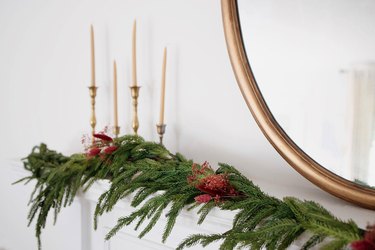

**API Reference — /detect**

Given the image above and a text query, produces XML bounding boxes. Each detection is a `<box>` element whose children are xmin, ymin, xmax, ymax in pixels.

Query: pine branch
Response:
<box><xmin>301</xmin><ymin>234</ymin><xmax>326</xmax><ymax>250</ymax></box>
<box><xmin>17</xmin><ymin>135</ymin><xmax>364</xmax><ymax>250</ymax></box>
<box><xmin>197</xmin><ymin>201</ymin><xmax>216</xmax><ymax>225</ymax></box>
<box><xmin>177</xmin><ymin>234</ymin><xmax>224</xmax><ymax>250</ymax></box>
<box><xmin>163</xmin><ymin>193</ymin><xmax>196</xmax><ymax>242</ymax></box>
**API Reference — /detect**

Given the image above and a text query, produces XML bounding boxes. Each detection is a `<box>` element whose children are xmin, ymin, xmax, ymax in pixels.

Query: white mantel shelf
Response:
<box><xmin>6</xmin><ymin>159</ymin><xmax>375</xmax><ymax>250</ymax></box>
<box><xmin>79</xmin><ymin>180</ymin><xmax>236</xmax><ymax>250</ymax></box>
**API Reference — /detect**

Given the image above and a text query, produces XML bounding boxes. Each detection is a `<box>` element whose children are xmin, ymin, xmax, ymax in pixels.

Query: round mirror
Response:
<box><xmin>222</xmin><ymin>0</ymin><xmax>375</xmax><ymax>208</ymax></box>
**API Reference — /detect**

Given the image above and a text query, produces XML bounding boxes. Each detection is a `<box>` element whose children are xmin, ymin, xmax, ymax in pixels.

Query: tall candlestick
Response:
<box><xmin>132</xmin><ymin>20</ymin><xmax>137</xmax><ymax>86</ymax></box>
<box><xmin>113</xmin><ymin>61</ymin><xmax>119</xmax><ymax>137</ymax></box>
<box><xmin>89</xmin><ymin>25</ymin><xmax>97</xmax><ymax>139</ymax></box>
<box><xmin>90</xmin><ymin>25</ymin><xmax>96</xmax><ymax>87</ymax></box>
<box><xmin>159</xmin><ymin>47</ymin><xmax>167</xmax><ymax>125</ymax></box>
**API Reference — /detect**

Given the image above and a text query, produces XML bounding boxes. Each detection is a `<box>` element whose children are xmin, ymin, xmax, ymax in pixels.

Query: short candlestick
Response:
<box><xmin>156</xmin><ymin>124</ymin><xmax>166</xmax><ymax>145</ymax></box>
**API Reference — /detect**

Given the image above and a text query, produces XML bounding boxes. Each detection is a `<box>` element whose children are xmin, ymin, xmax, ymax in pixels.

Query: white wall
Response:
<box><xmin>0</xmin><ymin>1</ymin><xmax>374</xmax><ymax>249</ymax></box>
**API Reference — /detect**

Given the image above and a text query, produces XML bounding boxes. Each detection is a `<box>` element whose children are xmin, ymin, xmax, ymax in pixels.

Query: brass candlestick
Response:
<box><xmin>88</xmin><ymin>86</ymin><xmax>98</xmax><ymax>138</ymax></box>
<box><xmin>156</xmin><ymin>124</ymin><xmax>166</xmax><ymax>145</ymax></box>
<box><xmin>130</xmin><ymin>86</ymin><xmax>140</xmax><ymax>134</ymax></box>
<box><xmin>113</xmin><ymin>126</ymin><xmax>120</xmax><ymax>138</ymax></box>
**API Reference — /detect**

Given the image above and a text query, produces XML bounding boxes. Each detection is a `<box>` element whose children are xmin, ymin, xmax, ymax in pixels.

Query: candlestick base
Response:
<box><xmin>156</xmin><ymin>124</ymin><xmax>166</xmax><ymax>145</ymax></box>
<box><xmin>113</xmin><ymin>126</ymin><xmax>120</xmax><ymax>138</ymax></box>
<box><xmin>88</xmin><ymin>86</ymin><xmax>98</xmax><ymax>138</ymax></box>
<box><xmin>130</xmin><ymin>85</ymin><xmax>141</xmax><ymax>134</ymax></box>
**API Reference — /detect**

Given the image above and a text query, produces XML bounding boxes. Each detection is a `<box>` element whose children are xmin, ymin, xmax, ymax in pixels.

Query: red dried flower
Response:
<box><xmin>351</xmin><ymin>241</ymin><xmax>375</xmax><ymax>250</ymax></box>
<box><xmin>188</xmin><ymin>161</ymin><xmax>239</xmax><ymax>203</ymax></box>
<box><xmin>87</xmin><ymin>147</ymin><xmax>101</xmax><ymax>157</ymax></box>
<box><xmin>197</xmin><ymin>174</ymin><xmax>229</xmax><ymax>195</ymax></box>
<box><xmin>214</xmin><ymin>195</ymin><xmax>221</xmax><ymax>203</ymax></box>
<box><xmin>93</xmin><ymin>133</ymin><xmax>113</xmax><ymax>142</ymax></box>
<box><xmin>351</xmin><ymin>225</ymin><xmax>375</xmax><ymax>250</ymax></box>
<box><xmin>188</xmin><ymin>162</ymin><xmax>215</xmax><ymax>186</ymax></box>
<box><xmin>103</xmin><ymin>146</ymin><xmax>118</xmax><ymax>154</ymax></box>
<box><xmin>194</xmin><ymin>194</ymin><xmax>212</xmax><ymax>203</ymax></box>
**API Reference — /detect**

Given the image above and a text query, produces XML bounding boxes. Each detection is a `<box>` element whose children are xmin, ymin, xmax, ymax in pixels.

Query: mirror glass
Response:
<box><xmin>238</xmin><ymin>0</ymin><xmax>375</xmax><ymax>188</ymax></box>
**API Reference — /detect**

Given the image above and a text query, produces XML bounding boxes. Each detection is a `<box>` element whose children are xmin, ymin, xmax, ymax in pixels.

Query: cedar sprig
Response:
<box><xmin>15</xmin><ymin>145</ymin><xmax>90</xmax><ymax>250</ymax></box>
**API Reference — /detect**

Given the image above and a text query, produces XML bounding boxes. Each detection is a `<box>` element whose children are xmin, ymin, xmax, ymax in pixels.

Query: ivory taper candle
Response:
<box><xmin>159</xmin><ymin>47</ymin><xmax>167</xmax><ymax>125</ymax></box>
<box><xmin>113</xmin><ymin>60</ymin><xmax>118</xmax><ymax>128</ymax></box>
<box><xmin>132</xmin><ymin>20</ymin><xmax>137</xmax><ymax>86</ymax></box>
<box><xmin>90</xmin><ymin>25</ymin><xmax>96</xmax><ymax>87</ymax></box>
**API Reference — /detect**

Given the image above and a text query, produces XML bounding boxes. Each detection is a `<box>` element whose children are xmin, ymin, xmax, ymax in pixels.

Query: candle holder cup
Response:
<box><xmin>113</xmin><ymin>126</ymin><xmax>120</xmax><ymax>138</ymax></box>
<box><xmin>130</xmin><ymin>86</ymin><xmax>141</xmax><ymax>134</ymax></box>
<box><xmin>156</xmin><ymin>124</ymin><xmax>166</xmax><ymax>145</ymax></box>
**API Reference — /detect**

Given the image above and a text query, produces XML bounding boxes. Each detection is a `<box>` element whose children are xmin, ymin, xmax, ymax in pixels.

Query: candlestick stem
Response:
<box><xmin>130</xmin><ymin>86</ymin><xmax>140</xmax><ymax>134</ymax></box>
<box><xmin>88</xmin><ymin>86</ymin><xmax>98</xmax><ymax>138</ymax></box>
<box><xmin>156</xmin><ymin>124</ymin><xmax>166</xmax><ymax>145</ymax></box>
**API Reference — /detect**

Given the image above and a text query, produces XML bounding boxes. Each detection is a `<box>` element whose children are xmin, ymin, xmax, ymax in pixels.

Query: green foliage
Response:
<box><xmin>302</xmin><ymin>234</ymin><xmax>326</xmax><ymax>250</ymax></box>
<box><xmin>16</xmin><ymin>144</ymin><xmax>89</xmax><ymax>249</ymax></box>
<box><xmin>16</xmin><ymin>135</ymin><xmax>363</xmax><ymax>250</ymax></box>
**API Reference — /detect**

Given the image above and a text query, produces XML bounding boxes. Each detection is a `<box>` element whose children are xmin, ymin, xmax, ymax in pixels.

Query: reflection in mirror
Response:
<box><xmin>237</xmin><ymin>0</ymin><xmax>375</xmax><ymax>187</ymax></box>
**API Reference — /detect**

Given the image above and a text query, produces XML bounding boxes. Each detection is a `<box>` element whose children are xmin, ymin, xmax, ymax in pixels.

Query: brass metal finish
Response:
<box><xmin>221</xmin><ymin>0</ymin><xmax>375</xmax><ymax>209</ymax></box>
<box><xmin>88</xmin><ymin>86</ymin><xmax>98</xmax><ymax>137</ymax></box>
<box><xmin>130</xmin><ymin>86</ymin><xmax>140</xmax><ymax>134</ymax></box>
<box><xmin>113</xmin><ymin>126</ymin><xmax>120</xmax><ymax>138</ymax></box>
<box><xmin>156</xmin><ymin>124</ymin><xmax>166</xmax><ymax>145</ymax></box>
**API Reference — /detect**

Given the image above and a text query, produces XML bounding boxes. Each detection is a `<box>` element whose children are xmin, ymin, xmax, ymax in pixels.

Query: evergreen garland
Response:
<box><xmin>15</xmin><ymin>134</ymin><xmax>368</xmax><ymax>250</ymax></box>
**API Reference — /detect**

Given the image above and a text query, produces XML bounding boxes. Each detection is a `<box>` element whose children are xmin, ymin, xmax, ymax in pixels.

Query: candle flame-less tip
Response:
<box><xmin>132</xmin><ymin>19</ymin><xmax>137</xmax><ymax>34</ymax></box>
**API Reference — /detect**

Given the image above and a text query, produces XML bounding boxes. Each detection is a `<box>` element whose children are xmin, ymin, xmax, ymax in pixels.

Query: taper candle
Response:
<box><xmin>159</xmin><ymin>47</ymin><xmax>167</xmax><ymax>125</ymax></box>
<box><xmin>113</xmin><ymin>60</ymin><xmax>118</xmax><ymax>128</ymax></box>
<box><xmin>90</xmin><ymin>25</ymin><xmax>96</xmax><ymax>87</ymax></box>
<box><xmin>132</xmin><ymin>20</ymin><xmax>137</xmax><ymax>86</ymax></box>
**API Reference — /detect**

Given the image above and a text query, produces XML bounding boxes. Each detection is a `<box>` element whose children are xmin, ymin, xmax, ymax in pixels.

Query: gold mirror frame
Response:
<box><xmin>221</xmin><ymin>0</ymin><xmax>375</xmax><ymax>209</ymax></box>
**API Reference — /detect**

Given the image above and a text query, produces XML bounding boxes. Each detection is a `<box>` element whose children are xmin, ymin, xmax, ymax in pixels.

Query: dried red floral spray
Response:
<box><xmin>351</xmin><ymin>224</ymin><xmax>375</xmax><ymax>250</ymax></box>
<box><xmin>188</xmin><ymin>161</ymin><xmax>239</xmax><ymax>203</ymax></box>
<box><xmin>83</xmin><ymin>132</ymin><xmax>118</xmax><ymax>158</ymax></box>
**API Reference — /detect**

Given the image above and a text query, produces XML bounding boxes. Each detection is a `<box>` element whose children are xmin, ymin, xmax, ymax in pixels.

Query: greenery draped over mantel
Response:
<box><xmin>15</xmin><ymin>134</ymin><xmax>373</xmax><ymax>250</ymax></box>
